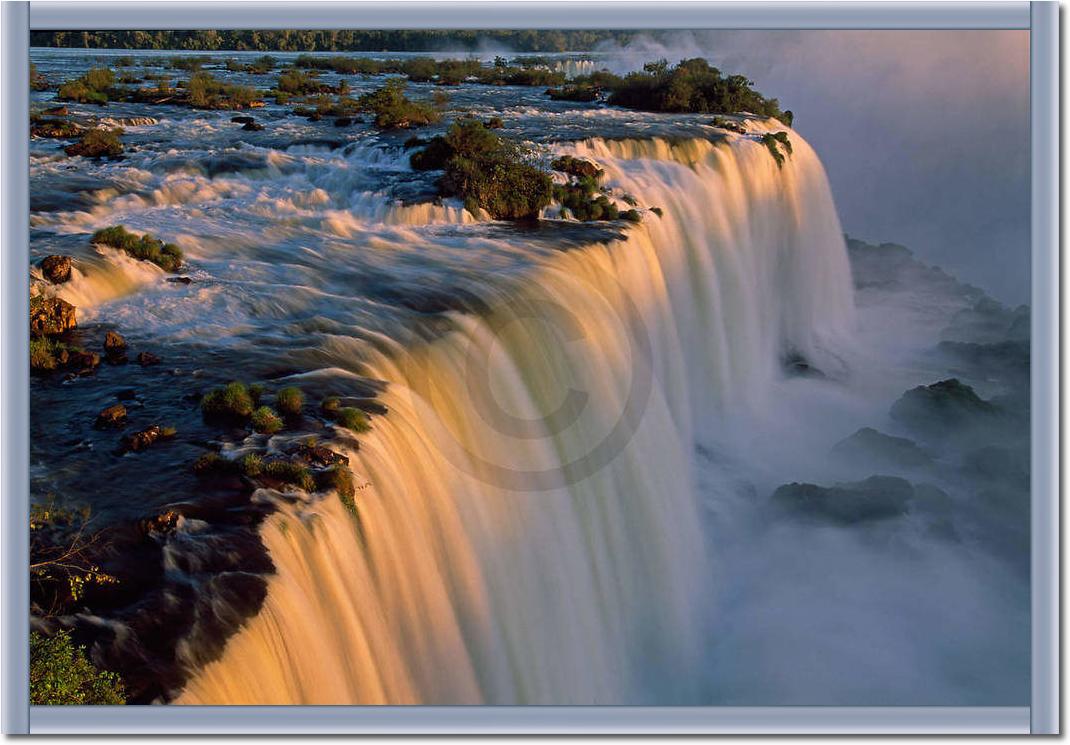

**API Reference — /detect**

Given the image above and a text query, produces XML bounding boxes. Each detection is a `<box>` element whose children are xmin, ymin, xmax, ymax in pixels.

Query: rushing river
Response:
<box><xmin>30</xmin><ymin>49</ymin><xmax>1031</xmax><ymax>706</ymax></box>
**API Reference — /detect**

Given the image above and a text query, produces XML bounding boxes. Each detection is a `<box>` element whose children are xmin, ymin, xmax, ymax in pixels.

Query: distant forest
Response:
<box><xmin>30</xmin><ymin>30</ymin><xmax>640</xmax><ymax>52</ymax></box>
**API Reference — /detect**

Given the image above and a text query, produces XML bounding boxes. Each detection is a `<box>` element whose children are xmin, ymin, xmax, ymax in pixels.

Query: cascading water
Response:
<box><xmin>176</xmin><ymin>126</ymin><xmax>857</xmax><ymax>704</ymax></box>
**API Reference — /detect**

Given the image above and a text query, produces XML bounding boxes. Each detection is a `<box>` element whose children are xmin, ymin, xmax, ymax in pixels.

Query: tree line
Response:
<box><xmin>30</xmin><ymin>29</ymin><xmax>637</xmax><ymax>52</ymax></box>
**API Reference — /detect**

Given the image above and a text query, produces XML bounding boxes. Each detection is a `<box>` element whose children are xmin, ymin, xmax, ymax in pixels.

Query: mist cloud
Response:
<box><xmin>596</xmin><ymin>31</ymin><xmax>1031</xmax><ymax>304</ymax></box>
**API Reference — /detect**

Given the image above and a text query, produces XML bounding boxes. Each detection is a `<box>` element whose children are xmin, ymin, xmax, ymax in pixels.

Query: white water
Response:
<box><xmin>177</xmin><ymin>127</ymin><xmax>856</xmax><ymax>704</ymax></box>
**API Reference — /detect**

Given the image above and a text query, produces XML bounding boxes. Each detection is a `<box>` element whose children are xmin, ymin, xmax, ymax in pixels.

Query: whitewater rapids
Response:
<box><xmin>176</xmin><ymin>126</ymin><xmax>856</xmax><ymax>704</ymax></box>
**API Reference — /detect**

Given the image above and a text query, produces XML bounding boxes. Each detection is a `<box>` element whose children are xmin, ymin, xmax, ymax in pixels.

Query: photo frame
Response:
<box><xmin>3</xmin><ymin>1</ymin><xmax>1059</xmax><ymax>734</ymax></box>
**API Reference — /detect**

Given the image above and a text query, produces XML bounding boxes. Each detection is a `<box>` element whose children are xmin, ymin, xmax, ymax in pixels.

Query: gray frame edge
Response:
<box><xmin>1029</xmin><ymin>0</ymin><xmax>1060</xmax><ymax>736</ymax></box>
<box><xmin>29</xmin><ymin>706</ymin><xmax>1031</xmax><ymax>735</ymax></box>
<box><xmin>2</xmin><ymin>0</ymin><xmax>31</xmax><ymax>736</ymax></box>
<box><xmin>28</xmin><ymin>0</ymin><xmax>1030</xmax><ymax>30</ymax></box>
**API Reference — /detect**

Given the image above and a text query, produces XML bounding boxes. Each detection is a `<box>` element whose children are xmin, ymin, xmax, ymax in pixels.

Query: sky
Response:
<box><xmin>599</xmin><ymin>30</ymin><xmax>1031</xmax><ymax>305</ymax></box>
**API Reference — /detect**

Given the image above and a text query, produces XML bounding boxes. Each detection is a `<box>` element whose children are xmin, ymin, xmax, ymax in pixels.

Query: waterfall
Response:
<box><xmin>176</xmin><ymin>125</ymin><xmax>856</xmax><ymax>704</ymax></box>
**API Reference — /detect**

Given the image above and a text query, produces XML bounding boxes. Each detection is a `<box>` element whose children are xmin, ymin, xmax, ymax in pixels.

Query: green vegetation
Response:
<box><xmin>549</xmin><ymin>156</ymin><xmax>631</xmax><ymax>222</ymax></box>
<box><xmin>546</xmin><ymin>85</ymin><xmax>600</xmax><ymax>102</ymax></box>
<box><xmin>186</xmin><ymin>71</ymin><xmax>260</xmax><ymax>109</ymax></box>
<box><xmin>30</xmin><ymin>630</ymin><xmax>125</xmax><ymax>705</ymax></box>
<box><xmin>64</xmin><ymin>127</ymin><xmax>124</xmax><ymax>159</ymax></box>
<box><xmin>566</xmin><ymin>58</ymin><xmax>790</xmax><ymax>123</ymax></box>
<box><xmin>277</xmin><ymin>68</ymin><xmax>329</xmax><ymax>95</ymax></box>
<box><xmin>275</xmin><ymin>387</ymin><xmax>304</xmax><ymax>417</ymax></box>
<box><xmin>250</xmin><ymin>406</ymin><xmax>283</xmax><ymax>434</ymax></box>
<box><xmin>317</xmin><ymin>466</ymin><xmax>357</xmax><ymax>514</ymax></box>
<box><xmin>760</xmin><ymin>131</ymin><xmax>792</xmax><ymax>169</ymax></box>
<box><xmin>226</xmin><ymin>55</ymin><xmax>275</xmax><ymax>74</ymax></box>
<box><xmin>410</xmin><ymin>119</ymin><xmax>552</xmax><ymax>220</ymax></box>
<box><xmin>321</xmin><ymin>396</ymin><xmax>341</xmax><ymax>416</ymax></box>
<box><xmin>56</xmin><ymin>67</ymin><xmax>115</xmax><ymax>104</ymax></box>
<box><xmin>261</xmin><ymin>460</ymin><xmax>315</xmax><ymax>492</ymax></box>
<box><xmin>238</xmin><ymin>453</ymin><xmax>263</xmax><ymax>477</ymax></box>
<box><xmin>335</xmin><ymin>406</ymin><xmax>372</xmax><ymax>434</ymax></box>
<box><xmin>200</xmin><ymin>381</ymin><xmax>256</xmax><ymax>420</ymax></box>
<box><xmin>91</xmin><ymin>225</ymin><xmax>183</xmax><ymax>271</ymax></box>
<box><xmin>31</xmin><ymin>337</ymin><xmax>66</xmax><ymax>371</ymax></box>
<box><xmin>357</xmin><ymin>79</ymin><xmax>440</xmax><ymax>130</ymax></box>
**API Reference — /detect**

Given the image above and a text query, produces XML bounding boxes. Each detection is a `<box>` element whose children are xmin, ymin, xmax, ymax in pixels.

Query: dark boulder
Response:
<box><xmin>40</xmin><ymin>255</ymin><xmax>72</xmax><ymax>284</ymax></box>
<box><xmin>831</xmin><ymin>427</ymin><xmax>933</xmax><ymax>469</ymax></box>
<box><xmin>137</xmin><ymin>351</ymin><xmax>161</xmax><ymax>366</ymax></box>
<box><xmin>333</xmin><ymin>117</ymin><xmax>352</xmax><ymax>127</ymax></box>
<box><xmin>890</xmin><ymin>378</ymin><xmax>998</xmax><ymax>435</ymax></box>
<box><xmin>241</xmin><ymin>121</ymin><xmax>264</xmax><ymax>132</ymax></box>
<box><xmin>167</xmin><ymin>276</ymin><xmax>193</xmax><ymax>285</ymax></box>
<box><xmin>771</xmin><ymin>475</ymin><xmax>915</xmax><ymax>524</ymax></box>
<box><xmin>30</xmin><ymin>296</ymin><xmax>76</xmax><ymax>336</ymax></box>
<box><xmin>140</xmin><ymin>509</ymin><xmax>182</xmax><ymax>537</ymax></box>
<box><xmin>230</xmin><ymin>116</ymin><xmax>255</xmax><ymax>125</ymax></box>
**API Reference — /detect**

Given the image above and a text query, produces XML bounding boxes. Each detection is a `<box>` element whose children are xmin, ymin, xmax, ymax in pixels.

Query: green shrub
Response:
<box><xmin>64</xmin><ymin>128</ymin><xmax>124</xmax><ymax>159</ymax></box>
<box><xmin>90</xmin><ymin>225</ymin><xmax>182</xmax><ymax>271</ymax></box>
<box><xmin>200</xmin><ymin>381</ymin><xmax>256</xmax><ymax>420</ymax></box>
<box><xmin>238</xmin><ymin>453</ymin><xmax>263</xmax><ymax>477</ymax></box>
<box><xmin>261</xmin><ymin>461</ymin><xmax>315</xmax><ymax>492</ymax></box>
<box><xmin>250</xmin><ymin>406</ymin><xmax>283</xmax><ymax>434</ymax></box>
<box><xmin>277</xmin><ymin>69</ymin><xmax>325</xmax><ymax>95</ymax></box>
<box><xmin>357</xmin><ymin>79</ymin><xmax>440</xmax><ymax>130</ymax></box>
<box><xmin>275</xmin><ymin>386</ymin><xmax>304</xmax><ymax>417</ymax></box>
<box><xmin>335</xmin><ymin>406</ymin><xmax>371</xmax><ymax>433</ymax></box>
<box><xmin>620</xmin><ymin>209</ymin><xmax>642</xmax><ymax>223</ymax></box>
<box><xmin>186</xmin><ymin>71</ymin><xmax>259</xmax><ymax>109</ymax></box>
<box><xmin>545</xmin><ymin>85</ymin><xmax>599</xmax><ymax>102</ymax></box>
<box><xmin>192</xmin><ymin>452</ymin><xmax>233</xmax><ymax>476</ymax></box>
<box><xmin>321</xmin><ymin>396</ymin><xmax>341</xmax><ymax>416</ymax></box>
<box><xmin>603</xmin><ymin>58</ymin><xmax>789</xmax><ymax>123</ymax></box>
<box><xmin>411</xmin><ymin>119</ymin><xmax>551</xmax><ymax>220</ymax></box>
<box><xmin>760</xmin><ymin>132</ymin><xmax>792</xmax><ymax>169</ymax></box>
<box><xmin>30</xmin><ymin>337</ymin><xmax>62</xmax><ymax>371</ymax></box>
<box><xmin>30</xmin><ymin>630</ymin><xmax>125</xmax><ymax>705</ymax></box>
<box><xmin>317</xmin><ymin>466</ymin><xmax>356</xmax><ymax>514</ymax></box>
<box><xmin>57</xmin><ymin>67</ymin><xmax>114</xmax><ymax>103</ymax></box>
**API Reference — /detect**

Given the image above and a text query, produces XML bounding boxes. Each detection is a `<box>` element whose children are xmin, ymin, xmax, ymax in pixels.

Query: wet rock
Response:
<box><xmin>104</xmin><ymin>330</ymin><xmax>126</xmax><ymax>352</ymax></box>
<box><xmin>95</xmin><ymin>403</ymin><xmax>127</xmax><ymax>429</ymax></box>
<box><xmin>40</xmin><ymin>255</ymin><xmax>73</xmax><ymax>284</ymax></box>
<box><xmin>116</xmin><ymin>388</ymin><xmax>138</xmax><ymax>400</ymax></box>
<box><xmin>66</xmin><ymin>349</ymin><xmax>100</xmax><ymax>372</ymax></box>
<box><xmin>122</xmin><ymin>425</ymin><xmax>176</xmax><ymax>453</ymax></box>
<box><xmin>104</xmin><ymin>330</ymin><xmax>128</xmax><ymax>364</ymax></box>
<box><xmin>99</xmin><ymin>116</ymin><xmax>157</xmax><ymax>128</ymax></box>
<box><xmin>43</xmin><ymin>106</ymin><xmax>69</xmax><ymax>117</ymax></box>
<box><xmin>333</xmin><ymin>117</ymin><xmax>352</xmax><ymax>127</ymax></box>
<box><xmin>241</xmin><ymin>121</ymin><xmax>264</xmax><ymax>132</ymax></box>
<box><xmin>167</xmin><ymin>276</ymin><xmax>193</xmax><ymax>285</ymax></box>
<box><xmin>30</xmin><ymin>296</ymin><xmax>76</xmax><ymax>336</ymax></box>
<box><xmin>289</xmin><ymin>440</ymin><xmax>350</xmax><ymax>468</ymax></box>
<box><xmin>137</xmin><ymin>351</ymin><xmax>161</xmax><ymax>366</ymax></box>
<box><xmin>31</xmin><ymin>119</ymin><xmax>84</xmax><ymax>138</ymax></box>
<box><xmin>771</xmin><ymin>475</ymin><xmax>915</xmax><ymax>524</ymax></box>
<box><xmin>230</xmin><ymin>116</ymin><xmax>255</xmax><ymax>125</ymax></box>
<box><xmin>831</xmin><ymin>427</ymin><xmax>933</xmax><ymax>469</ymax></box>
<box><xmin>890</xmin><ymin>378</ymin><xmax>998</xmax><ymax>435</ymax></box>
